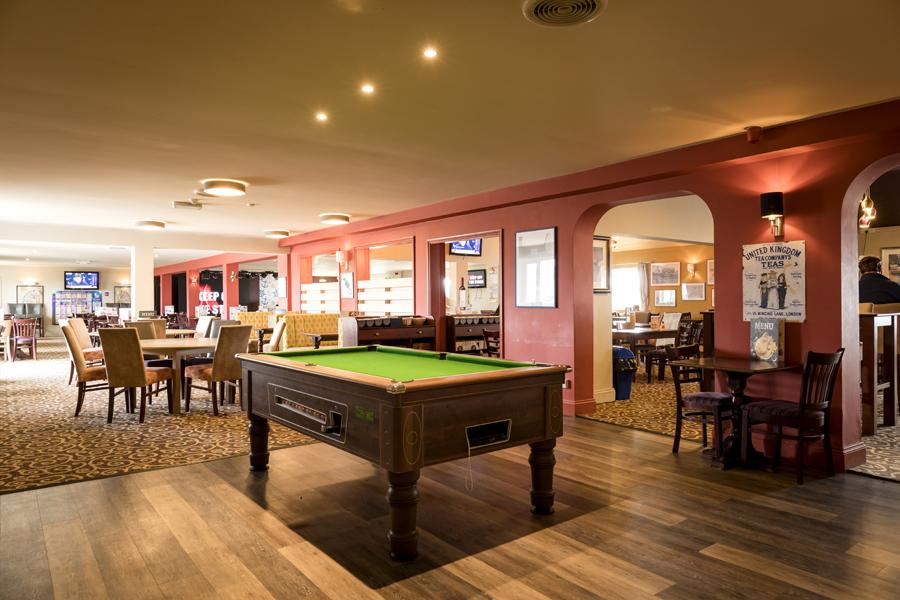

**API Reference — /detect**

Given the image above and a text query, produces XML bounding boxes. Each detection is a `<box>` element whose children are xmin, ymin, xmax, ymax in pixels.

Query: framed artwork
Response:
<box><xmin>707</xmin><ymin>259</ymin><xmax>715</xmax><ymax>285</ymax></box>
<box><xmin>340</xmin><ymin>271</ymin><xmax>354</xmax><ymax>299</ymax></box>
<box><xmin>16</xmin><ymin>285</ymin><xmax>44</xmax><ymax>304</ymax></box>
<box><xmin>882</xmin><ymin>247</ymin><xmax>900</xmax><ymax>284</ymax></box>
<box><xmin>592</xmin><ymin>236</ymin><xmax>610</xmax><ymax>293</ymax></box>
<box><xmin>114</xmin><ymin>285</ymin><xmax>132</xmax><ymax>305</ymax></box>
<box><xmin>515</xmin><ymin>227</ymin><xmax>557</xmax><ymax>308</ymax></box>
<box><xmin>654</xmin><ymin>289</ymin><xmax>676</xmax><ymax>307</ymax></box>
<box><xmin>682</xmin><ymin>283</ymin><xmax>706</xmax><ymax>301</ymax></box>
<box><xmin>650</xmin><ymin>262</ymin><xmax>681</xmax><ymax>286</ymax></box>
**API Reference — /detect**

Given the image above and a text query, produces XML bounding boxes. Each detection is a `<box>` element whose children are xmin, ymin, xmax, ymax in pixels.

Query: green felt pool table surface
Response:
<box><xmin>265</xmin><ymin>345</ymin><xmax>533</xmax><ymax>381</ymax></box>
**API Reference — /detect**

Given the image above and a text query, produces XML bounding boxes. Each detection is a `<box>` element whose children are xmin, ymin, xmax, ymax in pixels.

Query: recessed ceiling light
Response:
<box><xmin>134</xmin><ymin>220</ymin><xmax>166</xmax><ymax>231</ymax></box>
<box><xmin>360</xmin><ymin>83</ymin><xmax>375</xmax><ymax>95</ymax></box>
<box><xmin>263</xmin><ymin>229</ymin><xmax>291</xmax><ymax>239</ymax></box>
<box><xmin>25</xmin><ymin>257</ymin><xmax>30</xmax><ymax>261</ymax></box>
<box><xmin>423</xmin><ymin>46</ymin><xmax>438</xmax><ymax>59</ymax></box>
<box><xmin>315</xmin><ymin>111</ymin><xmax>329</xmax><ymax>122</ymax></box>
<box><xmin>75</xmin><ymin>260</ymin><xmax>92</xmax><ymax>265</ymax></box>
<box><xmin>319</xmin><ymin>213</ymin><xmax>351</xmax><ymax>226</ymax></box>
<box><xmin>200</xmin><ymin>178</ymin><xmax>248</xmax><ymax>197</ymax></box>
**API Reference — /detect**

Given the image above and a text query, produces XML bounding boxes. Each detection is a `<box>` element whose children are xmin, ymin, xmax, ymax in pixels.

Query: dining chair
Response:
<box><xmin>666</xmin><ymin>344</ymin><xmax>734</xmax><ymax>456</ymax></box>
<box><xmin>184</xmin><ymin>325</ymin><xmax>252</xmax><ymax>416</ymax></box>
<box><xmin>11</xmin><ymin>318</ymin><xmax>38</xmax><ymax>361</ymax></box>
<box><xmin>193</xmin><ymin>316</ymin><xmax>215</xmax><ymax>338</ymax></box>
<box><xmin>124</xmin><ymin>320</ymin><xmax>159</xmax><ymax>339</ymax></box>
<box><xmin>209</xmin><ymin>319</ymin><xmax>239</xmax><ymax>338</ymax></box>
<box><xmin>482</xmin><ymin>330</ymin><xmax>501</xmax><ymax>358</ymax></box>
<box><xmin>741</xmin><ymin>349</ymin><xmax>845</xmax><ymax>484</ymax></box>
<box><xmin>68</xmin><ymin>317</ymin><xmax>107</xmax><ymax>356</ymax></box>
<box><xmin>99</xmin><ymin>328</ymin><xmax>174</xmax><ymax>423</ymax></box>
<box><xmin>262</xmin><ymin>320</ymin><xmax>287</xmax><ymax>352</ymax></box>
<box><xmin>645</xmin><ymin>320</ymin><xmax>692</xmax><ymax>383</ymax></box>
<box><xmin>62</xmin><ymin>325</ymin><xmax>109</xmax><ymax>416</ymax></box>
<box><xmin>148</xmin><ymin>319</ymin><xmax>167</xmax><ymax>339</ymax></box>
<box><xmin>1</xmin><ymin>319</ymin><xmax>11</xmax><ymax>361</ymax></box>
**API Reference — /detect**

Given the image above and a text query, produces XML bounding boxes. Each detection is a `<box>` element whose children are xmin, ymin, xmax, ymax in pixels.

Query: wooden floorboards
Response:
<box><xmin>2</xmin><ymin>417</ymin><xmax>899</xmax><ymax>599</ymax></box>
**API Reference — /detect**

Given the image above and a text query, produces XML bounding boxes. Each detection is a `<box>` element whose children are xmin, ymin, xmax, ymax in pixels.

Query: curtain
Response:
<box><xmin>637</xmin><ymin>262</ymin><xmax>650</xmax><ymax>311</ymax></box>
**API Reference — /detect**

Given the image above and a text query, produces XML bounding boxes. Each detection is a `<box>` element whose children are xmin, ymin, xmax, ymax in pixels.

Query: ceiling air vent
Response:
<box><xmin>522</xmin><ymin>0</ymin><xmax>606</xmax><ymax>27</ymax></box>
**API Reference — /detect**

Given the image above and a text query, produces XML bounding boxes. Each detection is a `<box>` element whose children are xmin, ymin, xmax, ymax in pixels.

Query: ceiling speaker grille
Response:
<box><xmin>523</xmin><ymin>0</ymin><xmax>606</xmax><ymax>27</ymax></box>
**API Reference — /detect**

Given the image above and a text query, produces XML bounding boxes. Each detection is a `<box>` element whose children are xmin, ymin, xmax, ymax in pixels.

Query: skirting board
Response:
<box><xmin>594</xmin><ymin>387</ymin><xmax>616</xmax><ymax>404</ymax></box>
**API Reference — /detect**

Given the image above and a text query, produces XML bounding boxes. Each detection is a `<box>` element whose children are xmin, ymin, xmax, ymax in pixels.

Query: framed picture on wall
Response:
<box><xmin>650</xmin><ymin>262</ymin><xmax>680</xmax><ymax>286</ymax></box>
<box><xmin>16</xmin><ymin>285</ymin><xmax>44</xmax><ymax>304</ymax></box>
<box><xmin>340</xmin><ymin>271</ymin><xmax>354</xmax><ymax>299</ymax></box>
<box><xmin>682</xmin><ymin>283</ymin><xmax>706</xmax><ymax>301</ymax></box>
<box><xmin>592</xmin><ymin>236</ymin><xmax>610</xmax><ymax>293</ymax></box>
<box><xmin>882</xmin><ymin>247</ymin><xmax>900</xmax><ymax>284</ymax></box>
<box><xmin>654</xmin><ymin>289</ymin><xmax>676</xmax><ymax>306</ymax></box>
<box><xmin>114</xmin><ymin>285</ymin><xmax>132</xmax><ymax>305</ymax></box>
<box><xmin>707</xmin><ymin>259</ymin><xmax>715</xmax><ymax>285</ymax></box>
<box><xmin>515</xmin><ymin>227</ymin><xmax>557</xmax><ymax>308</ymax></box>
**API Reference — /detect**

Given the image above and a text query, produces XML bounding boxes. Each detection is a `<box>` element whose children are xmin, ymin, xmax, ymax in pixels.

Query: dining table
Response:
<box><xmin>668</xmin><ymin>356</ymin><xmax>800</xmax><ymax>468</ymax></box>
<box><xmin>139</xmin><ymin>337</ymin><xmax>218</xmax><ymax>414</ymax></box>
<box><xmin>611</xmin><ymin>326</ymin><xmax>679</xmax><ymax>357</ymax></box>
<box><xmin>90</xmin><ymin>328</ymin><xmax>197</xmax><ymax>345</ymax></box>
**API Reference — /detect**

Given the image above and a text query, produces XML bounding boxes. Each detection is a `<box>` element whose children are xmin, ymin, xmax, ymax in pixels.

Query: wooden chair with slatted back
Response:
<box><xmin>11</xmin><ymin>319</ymin><xmax>37</xmax><ymax>361</ymax></box>
<box><xmin>482</xmin><ymin>330</ymin><xmax>501</xmax><ymax>358</ymax></box>
<box><xmin>742</xmin><ymin>349</ymin><xmax>845</xmax><ymax>484</ymax></box>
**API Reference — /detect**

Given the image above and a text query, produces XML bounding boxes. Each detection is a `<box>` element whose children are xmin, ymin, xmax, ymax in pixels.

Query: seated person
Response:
<box><xmin>859</xmin><ymin>256</ymin><xmax>900</xmax><ymax>303</ymax></box>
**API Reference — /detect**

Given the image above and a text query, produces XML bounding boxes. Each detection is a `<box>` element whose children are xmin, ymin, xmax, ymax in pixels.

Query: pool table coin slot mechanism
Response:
<box><xmin>268</xmin><ymin>384</ymin><xmax>348</xmax><ymax>444</ymax></box>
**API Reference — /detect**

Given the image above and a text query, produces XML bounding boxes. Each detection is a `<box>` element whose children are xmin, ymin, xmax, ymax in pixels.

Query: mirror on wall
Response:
<box><xmin>356</xmin><ymin>240</ymin><xmax>414</xmax><ymax>316</ymax></box>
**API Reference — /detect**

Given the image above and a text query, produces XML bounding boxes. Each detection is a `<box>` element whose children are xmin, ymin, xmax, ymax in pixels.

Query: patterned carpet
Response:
<box><xmin>581</xmin><ymin>373</ymin><xmax>900</xmax><ymax>482</ymax></box>
<box><xmin>0</xmin><ymin>339</ymin><xmax>316</xmax><ymax>494</ymax></box>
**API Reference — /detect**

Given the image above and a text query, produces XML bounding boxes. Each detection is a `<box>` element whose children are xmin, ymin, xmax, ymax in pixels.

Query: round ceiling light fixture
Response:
<box><xmin>263</xmin><ymin>229</ymin><xmax>291</xmax><ymax>239</ymax></box>
<box><xmin>315</xmin><ymin>111</ymin><xmax>329</xmax><ymax>122</ymax></box>
<box><xmin>134</xmin><ymin>220</ymin><xmax>166</xmax><ymax>231</ymax></box>
<box><xmin>522</xmin><ymin>0</ymin><xmax>606</xmax><ymax>27</ymax></box>
<box><xmin>319</xmin><ymin>213</ymin><xmax>351</xmax><ymax>226</ymax></box>
<box><xmin>360</xmin><ymin>83</ymin><xmax>376</xmax><ymax>95</ymax></box>
<box><xmin>200</xmin><ymin>178</ymin><xmax>248</xmax><ymax>197</ymax></box>
<box><xmin>423</xmin><ymin>46</ymin><xmax>438</xmax><ymax>59</ymax></box>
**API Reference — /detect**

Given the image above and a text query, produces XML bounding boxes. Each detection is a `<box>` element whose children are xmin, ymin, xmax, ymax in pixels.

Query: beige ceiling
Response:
<box><xmin>0</xmin><ymin>240</ymin><xmax>228</xmax><ymax>268</ymax></box>
<box><xmin>1</xmin><ymin>0</ymin><xmax>899</xmax><ymax>239</ymax></box>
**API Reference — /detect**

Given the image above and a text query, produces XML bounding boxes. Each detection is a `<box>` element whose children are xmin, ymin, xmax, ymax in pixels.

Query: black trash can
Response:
<box><xmin>612</xmin><ymin>345</ymin><xmax>637</xmax><ymax>400</ymax></box>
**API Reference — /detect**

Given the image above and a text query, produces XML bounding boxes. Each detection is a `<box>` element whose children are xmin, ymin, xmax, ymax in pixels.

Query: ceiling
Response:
<box><xmin>0</xmin><ymin>241</ymin><xmax>226</xmax><ymax>268</ymax></box>
<box><xmin>1</xmin><ymin>1</ymin><xmax>899</xmax><ymax>239</ymax></box>
<box><xmin>612</xmin><ymin>238</ymin><xmax>697</xmax><ymax>253</ymax></box>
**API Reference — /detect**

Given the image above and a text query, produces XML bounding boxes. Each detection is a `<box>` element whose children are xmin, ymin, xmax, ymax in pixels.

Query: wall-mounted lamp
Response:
<box><xmin>229</xmin><ymin>270</ymin><xmax>237</xmax><ymax>283</ymax></box>
<box><xmin>760</xmin><ymin>192</ymin><xmax>784</xmax><ymax>239</ymax></box>
<box><xmin>686</xmin><ymin>263</ymin><xmax>696</xmax><ymax>278</ymax></box>
<box><xmin>335</xmin><ymin>249</ymin><xmax>351</xmax><ymax>270</ymax></box>
<box><xmin>190</xmin><ymin>275</ymin><xmax>199</xmax><ymax>285</ymax></box>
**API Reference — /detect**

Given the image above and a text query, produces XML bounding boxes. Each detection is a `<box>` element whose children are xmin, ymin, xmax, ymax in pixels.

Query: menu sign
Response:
<box><xmin>750</xmin><ymin>318</ymin><xmax>785</xmax><ymax>363</ymax></box>
<box><xmin>742</xmin><ymin>241</ymin><xmax>806</xmax><ymax>322</ymax></box>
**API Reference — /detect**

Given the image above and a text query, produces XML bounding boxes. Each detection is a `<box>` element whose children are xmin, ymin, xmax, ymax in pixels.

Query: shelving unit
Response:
<box><xmin>357</xmin><ymin>277</ymin><xmax>413</xmax><ymax>316</ymax></box>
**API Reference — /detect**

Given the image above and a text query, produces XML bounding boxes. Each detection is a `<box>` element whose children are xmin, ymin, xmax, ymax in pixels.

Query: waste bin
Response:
<box><xmin>612</xmin><ymin>345</ymin><xmax>637</xmax><ymax>400</ymax></box>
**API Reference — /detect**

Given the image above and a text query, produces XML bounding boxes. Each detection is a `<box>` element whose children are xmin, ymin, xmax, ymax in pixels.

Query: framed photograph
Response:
<box><xmin>16</xmin><ymin>284</ymin><xmax>44</xmax><ymax>304</ymax></box>
<box><xmin>114</xmin><ymin>285</ymin><xmax>132</xmax><ymax>305</ymax></box>
<box><xmin>654</xmin><ymin>289</ymin><xmax>676</xmax><ymax>307</ymax></box>
<box><xmin>515</xmin><ymin>227</ymin><xmax>557</xmax><ymax>308</ymax></box>
<box><xmin>340</xmin><ymin>271</ymin><xmax>354</xmax><ymax>299</ymax></box>
<box><xmin>707</xmin><ymin>259</ymin><xmax>715</xmax><ymax>285</ymax></box>
<box><xmin>592</xmin><ymin>236</ymin><xmax>610</xmax><ymax>293</ymax></box>
<box><xmin>882</xmin><ymin>247</ymin><xmax>900</xmax><ymax>284</ymax></box>
<box><xmin>682</xmin><ymin>283</ymin><xmax>706</xmax><ymax>301</ymax></box>
<box><xmin>650</xmin><ymin>262</ymin><xmax>680</xmax><ymax>286</ymax></box>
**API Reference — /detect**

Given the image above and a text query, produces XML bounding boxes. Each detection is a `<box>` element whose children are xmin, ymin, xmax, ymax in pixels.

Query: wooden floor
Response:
<box><xmin>2</xmin><ymin>418</ymin><xmax>899</xmax><ymax>600</ymax></box>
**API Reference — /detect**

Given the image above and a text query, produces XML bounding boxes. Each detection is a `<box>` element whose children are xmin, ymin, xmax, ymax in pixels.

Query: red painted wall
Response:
<box><xmin>280</xmin><ymin>100</ymin><xmax>900</xmax><ymax>470</ymax></box>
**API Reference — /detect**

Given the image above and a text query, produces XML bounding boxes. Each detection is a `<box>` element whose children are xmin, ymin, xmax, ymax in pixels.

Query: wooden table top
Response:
<box><xmin>164</xmin><ymin>329</ymin><xmax>198</xmax><ymax>337</ymax></box>
<box><xmin>669</xmin><ymin>356</ymin><xmax>799</xmax><ymax>374</ymax></box>
<box><xmin>139</xmin><ymin>337</ymin><xmax>218</xmax><ymax>353</ymax></box>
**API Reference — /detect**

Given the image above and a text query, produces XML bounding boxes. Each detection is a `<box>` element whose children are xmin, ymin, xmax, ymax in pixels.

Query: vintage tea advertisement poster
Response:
<box><xmin>742</xmin><ymin>241</ymin><xmax>805</xmax><ymax>322</ymax></box>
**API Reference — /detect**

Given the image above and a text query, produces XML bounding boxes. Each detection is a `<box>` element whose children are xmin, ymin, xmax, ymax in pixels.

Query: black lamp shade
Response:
<box><xmin>760</xmin><ymin>192</ymin><xmax>784</xmax><ymax>219</ymax></box>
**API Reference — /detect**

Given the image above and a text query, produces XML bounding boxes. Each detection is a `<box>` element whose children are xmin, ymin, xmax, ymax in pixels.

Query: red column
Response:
<box><xmin>223</xmin><ymin>262</ymin><xmax>240</xmax><ymax>318</ymax></box>
<box><xmin>186</xmin><ymin>269</ymin><xmax>200</xmax><ymax>317</ymax></box>
<box><xmin>277</xmin><ymin>254</ymin><xmax>291</xmax><ymax>310</ymax></box>
<box><xmin>291</xmin><ymin>253</ymin><xmax>313</xmax><ymax>312</ymax></box>
<box><xmin>159</xmin><ymin>274</ymin><xmax>173</xmax><ymax>313</ymax></box>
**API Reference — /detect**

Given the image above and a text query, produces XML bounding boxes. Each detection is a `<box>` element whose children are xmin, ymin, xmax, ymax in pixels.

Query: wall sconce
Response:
<box><xmin>335</xmin><ymin>249</ymin><xmax>351</xmax><ymax>270</ymax></box>
<box><xmin>190</xmin><ymin>275</ymin><xmax>198</xmax><ymax>285</ymax></box>
<box><xmin>686</xmin><ymin>263</ymin><xmax>696</xmax><ymax>278</ymax></box>
<box><xmin>760</xmin><ymin>192</ymin><xmax>784</xmax><ymax>239</ymax></box>
<box><xmin>229</xmin><ymin>270</ymin><xmax>237</xmax><ymax>283</ymax></box>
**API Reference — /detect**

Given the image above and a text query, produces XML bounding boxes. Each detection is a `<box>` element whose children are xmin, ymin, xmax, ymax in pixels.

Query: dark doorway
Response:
<box><xmin>154</xmin><ymin>276</ymin><xmax>161</xmax><ymax>314</ymax></box>
<box><xmin>171</xmin><ymin>273</ymin><xmax>187</xmax><ymax>313</ymax></box>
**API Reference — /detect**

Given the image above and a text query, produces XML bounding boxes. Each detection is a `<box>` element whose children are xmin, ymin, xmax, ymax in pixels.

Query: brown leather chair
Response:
<box><xmin>99</xmin><ymin>328</ymin><xmax>174</xmax><ymax>423</ymax></box>
<box><xmin>66</xmin><ymin>318</ymin><xmax>105</xmax><ymax>360</ymax></box>
<box><xmin>667</xmin><ymin>344</ymin><xmax>734</xmax><ymax>456</ymax></box>
<box><xmin>62</xmin><ymin>325</ymin><xmax>108</xmax><ymax>416</ymax></box>
<box><xmin>262</xmin><ymin>319</ymin><xmax>287</xmax><ymax>352</ymax></box>
<box><xmin>185</xmin><ymin>325</ymin><xmax>251</xmax><ymax>416</ymax></box>
<box><xmin>742</xmin><ymin>349</ymin><xmax>845</xmax><ymax>484</ymax></box>
<box><xmin>124</xmin><ymin>320</ymin><xmax>159</xmax><ymax>339</ymax></box>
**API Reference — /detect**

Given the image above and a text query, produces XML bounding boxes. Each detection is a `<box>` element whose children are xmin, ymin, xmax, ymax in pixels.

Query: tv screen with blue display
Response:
<box><xmin>64</xmin><ymin>271</ymin><xmax>100</xmax><ymax>290</ymax></box>
<box><xmin>449</xmin><ymin>239</ymin><xmax>482</xmax><ymax>256</ymax></box>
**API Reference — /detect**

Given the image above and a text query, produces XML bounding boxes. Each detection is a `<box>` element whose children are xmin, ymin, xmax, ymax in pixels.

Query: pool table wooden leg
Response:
<box><xmin>386</xmin><ymin>469</ymin><xmax>419</xmax><ymax>561</ymax></box>
<box><xmin>248</xmin><ymin>414</ymin><xmax>270</xmax><ymax>472</ymax></box>
<box><xmin>529</xmin><ymin>439</ymin><xmax>556</xmax><ymax>515</ymax></box>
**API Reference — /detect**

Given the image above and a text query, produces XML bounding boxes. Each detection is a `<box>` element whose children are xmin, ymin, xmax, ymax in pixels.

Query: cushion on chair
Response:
<box><xmin>184</xmin><ymin>364</ymin><xmax>214</xmax><ymax>381</ymax></box>
<box><xmin>82</xmin><ymin>365</ymin><xmax>107</xmax><ymax>382</ymax></box>
<box><xmin>683</xmin><ymin>391</ymin><xmax>733</xmax><ymax>410</ymax></box>
<box><xmin>144</xmin><ymin>367</ymin><xmax>174</xmax><ymax>385</ymax></box>
<box><xmin>84</xmin><ymin>348</ymin><xmax>104</xmax><ymax>361</ymax></box>
<box><xmin>745</xmin><ymin>400</ymin><xmax>824</xmax><ymax>424</ymax></box>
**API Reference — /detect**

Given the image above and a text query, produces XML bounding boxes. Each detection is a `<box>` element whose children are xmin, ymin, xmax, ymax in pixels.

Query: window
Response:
<box><xmin>611</xmin><ymin>265</ymin><xmax>641</xmax><ymax>311</ymax></box>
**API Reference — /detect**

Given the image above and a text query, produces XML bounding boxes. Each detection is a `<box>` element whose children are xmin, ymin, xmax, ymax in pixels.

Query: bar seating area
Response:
<box><xmin>2</xmin><ymin>3</ymin><xmax>900</xmax><ymax>598</ymax></box>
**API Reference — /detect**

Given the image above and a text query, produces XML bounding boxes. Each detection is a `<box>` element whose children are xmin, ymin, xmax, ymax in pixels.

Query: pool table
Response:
<box><xmin>238</xmin><ymin>345</ymin><xmax>568</xmax><ymax>560</ymax></box>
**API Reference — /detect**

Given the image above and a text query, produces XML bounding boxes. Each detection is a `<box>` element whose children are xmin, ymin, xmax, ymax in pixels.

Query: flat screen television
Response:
<box><xmin>64</xmin><ymin>271</ymin><xmax>100</xmax><ymax>290</ymax></box>
<box><xmin>467</xmin><ymin>269</ymin><xmax>487</xmax><ymax>288</ymax></box>
<box><xmin>449</xmin><ymin>238</ymin><xmax>482</xmax><ymax>256</ymax></box>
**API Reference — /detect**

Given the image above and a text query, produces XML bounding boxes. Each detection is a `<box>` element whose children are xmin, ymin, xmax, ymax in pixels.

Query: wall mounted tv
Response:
<box><xmin>449</xmin><ymin>238</ymin><xmax>482</xmax><ymax>256</ymax></box>
<box><xmin>64</xmin><ymin>271</ymin><xmax>100</xmax><ymax>290</ymax></box>
<box><xmin>467</xmin><ymin>269</ymin><xmax>487</xmax><ymax>288</ymax></box>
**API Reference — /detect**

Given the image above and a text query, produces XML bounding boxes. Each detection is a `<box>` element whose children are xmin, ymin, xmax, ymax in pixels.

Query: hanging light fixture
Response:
<box><xmin>859</xmin><ymin>188</ymin><xmax>877</xmax><ymax>229</ymax></box>
<box><xmin>859</xmin><ymin>214</ymin><xmax>872</xmax><ymax>229</ymax></box>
